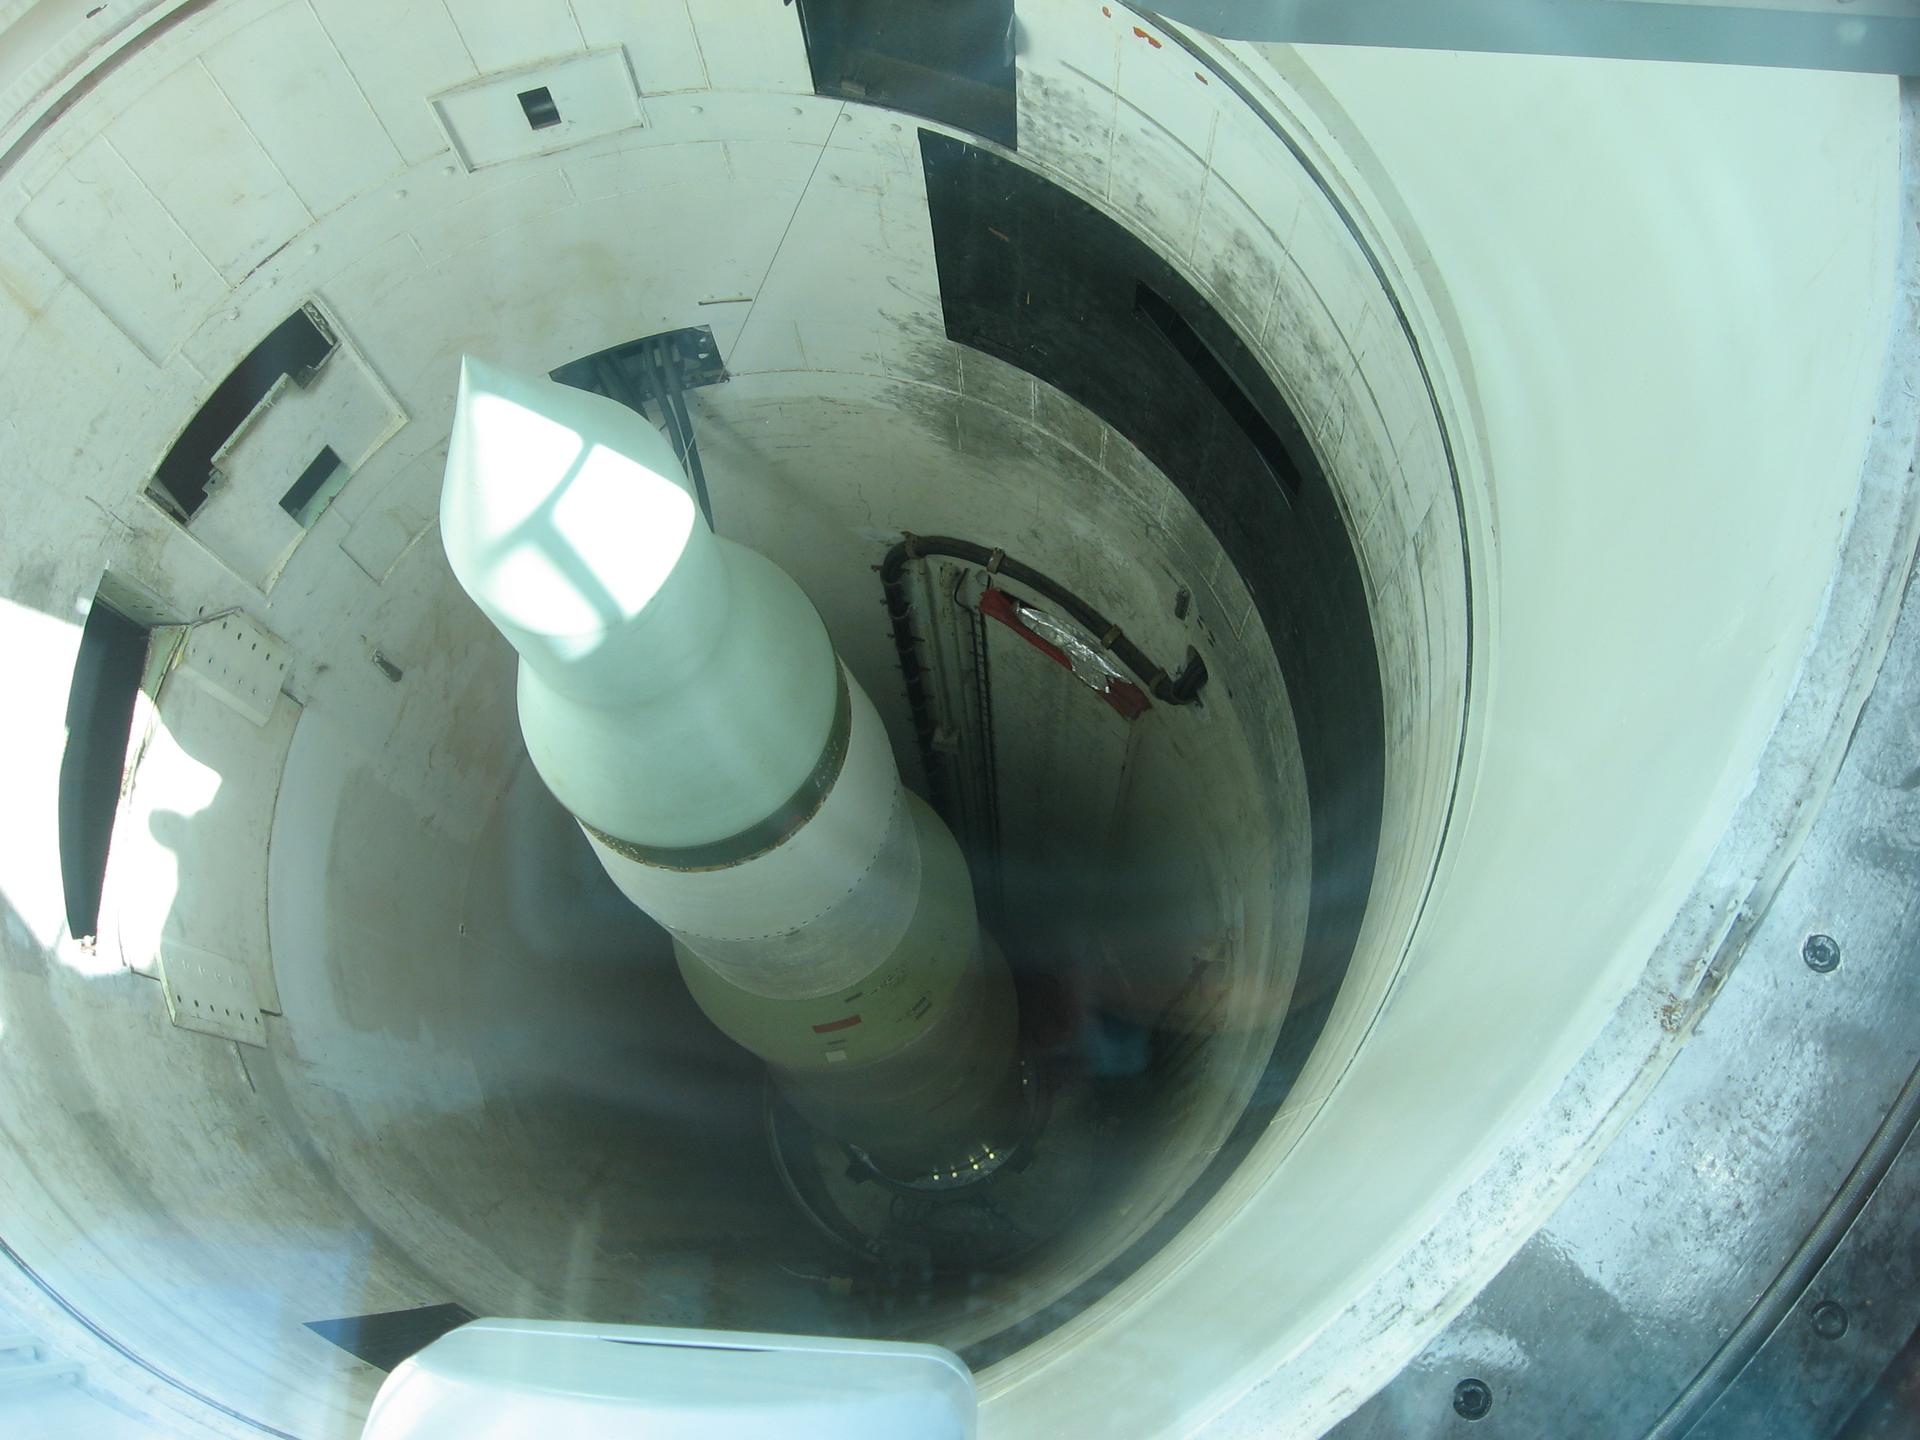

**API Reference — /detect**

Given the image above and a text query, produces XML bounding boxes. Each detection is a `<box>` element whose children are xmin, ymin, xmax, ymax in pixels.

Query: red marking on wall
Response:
<box><xmin>811</xmin><ymin>1014</ymin><xmax>862</xmax><ymax>1034</ymax></box>
<box><xmin>1131</xmin><ymin>25</ymin><xmax>1162</xmax><ymax>47</ymax></box>
<box><xmin>1195</xmin><ymin>71</ymin><xmax>1209</xmax><ymax>84</ymax></box>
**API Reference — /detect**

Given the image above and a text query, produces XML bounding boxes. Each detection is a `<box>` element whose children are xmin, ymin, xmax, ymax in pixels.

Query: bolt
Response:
<box><xmin>1452</xmin><ymin>1378</ymin><xmax>1493</xmax><ymax>1421</ymax></box>
<box><xmin>1810</xmin><ymin>1300</ymin><xmax>1849</xmax><ymax>1340</ymax></box>
<box><xmin>1803</xmin><ymin>933</ymin><xmax>1842</xmax><ymax>973</ymax></box>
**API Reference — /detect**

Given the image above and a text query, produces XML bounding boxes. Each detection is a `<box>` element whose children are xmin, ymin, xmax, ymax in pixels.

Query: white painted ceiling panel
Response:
<box><xmin>1105</xmin><ymin>95</ymin><xmax>1210</xmax><ymax>267</ymax></box>
<box><xmin>725</xmin><ymin>130</ymin><xmax>838</xmax><ymax>184</ymax></box>
<box><xmin>441</xmin><ymin>0</ymin><xmax>584</xmax><ymax>74</ymax></box>
<box><xmin>107</xmin><ymin>61</ymin><xmax>312</xmax><ymax>284</ymax></box>
<box><xmin>432</xmin><ymin>49</ymin><xmax>644</xmax><ymax>171</ymax></box>
<box><xmin>16</xmin><ymin>136</ymin><xmax>227</xmax><ymax>362</ymax></box>
<box><xmin>570</xmin><ymin>0</ymin><xmax>710</xmax><ymax>94</ymax></box>
<box><xmin>204</xmin><ymin>3</ymin><xmax>405</xmax><ymax>217</ymax></box>
<box><xmin>407</xmin><ymin>165</ymin><xmax>575</xmax><ymax>265</ymax></box>
<box><xmin>309</xmin><ymin>233</ymin><xmax>431</xmax><ymax>345</ymax></box>
<box><xmin>1282</xmin><ymin>188</ymin><xmax>1387</xmax><ymax>373</ymax></box>
<box><xmin>561</xmin><ymin>136</ymin><xmax>728</xmax><ymax>200</ymax></box>
<box><xmin>655</xmin><ymin>88</ymin><xmax>838</xmax><ymax>148</ymax></box>
<box><xmin>186</xmin><ymin>442</ymin><xmax>311</xmax><ymax>590</ymax></box>
<box><xmin>1012</xmin><ymin>1</ymin><xmax>1121</xmax><ymax>205</ymax></box>
<box><xmin>1111</xmin><ymin>32</ymin><xmax>1220</xmax><ymax>260</ymax></box>
<box><xmin>0</xmin><ymin>285</ymin><xmax>198</xmax><ymax>514</ymax></box>
<box><xmin>1200</xmin><ymin>107</ymin><xmax>1308</xmax><ymax>281</ymax></box>
<box><xmin>310</xmin><ymin>0</ymin><xmax>479</xmax><ymax>165</ymax></box>
<box><xmin>0</xmin><ymin>212</ymin><xmax>65</xmax><ymax>375</ymax></box>
<box><xmin>313</xmin><ymin>158</ymin><xmax>809</xmax><ymax>395</ymax></box>
<box><xmin>685</xmin><ymin>0</ymin><xmax>812</xmax><ymax>92</ymax></box>
<box><xmin>1115</xmin><ymin>22</ymin><xmax>1220</xmax><ymax>187</ymax></box>
<box><xmin>1184</xmin><ymin>182</ymin><xmax>1278</xmax><ymax>342</ymax></box>
<box><xmin>726</xmin><ymin>112</ymin><xmax>946</xmax><ymax>376</ymax></box>
<box><xmin>340</xmin><ymin>446</ymin><xmax>440</xmax><ymax>582</ymax></box>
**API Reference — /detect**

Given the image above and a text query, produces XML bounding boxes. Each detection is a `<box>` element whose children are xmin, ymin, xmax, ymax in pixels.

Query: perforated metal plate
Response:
<box><xmin>157</xmin><ymin>939</ymin><xmax>265</xmax><ymax>1047</ymax></box>
<box><xmin>176</xmin><ymin>612</ymin><xmax>289</xmax><ymax>726</ymax></box>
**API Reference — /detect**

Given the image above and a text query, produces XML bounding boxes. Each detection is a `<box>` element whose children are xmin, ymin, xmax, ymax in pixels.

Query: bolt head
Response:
<box><xmin>1803</xmin><ymin>933</ymin><xmax>1842</xmax><ymax>973</ymax></box>
<box><xmin>1811</xmin><ymin>1300</ymin><xmax>1849</xmax><ymax>1340</ymax></box>
<box><xmin>1453</xmin><ymin>1378</ymin><xmax>1493</xmax><ymax>1421</ymax></box>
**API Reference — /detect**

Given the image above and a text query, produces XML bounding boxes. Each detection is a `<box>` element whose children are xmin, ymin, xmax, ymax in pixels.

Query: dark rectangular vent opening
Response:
<box><xmin>305</xmin><ymin>1303</ymin><xmax>475</xmax><ymax>1372</ymax></box>
<box><xmin>1134</xmin><ymin>282</ymin><xmax>1300</xmax><ymax>501</ymax></box>
<box><xmin>279</xmin><ymin>445</ymin><xmax>343</xmax><ymax>526</ymax></box>
<box><xmin>518</xmin><ymin>86</ymin><xmax>561</xmax><ymax>130</ymax></box>
<box><xmin>59</xmin><ymin>595</ymin><xmax>154</xmax><ymax>941</ymax></box>
<box><xmin>795</xmin><ymin>0</ymin><xmax>1016</xmax><ymax>149</ymax></box>
<box><xmin>148</xmin><ymin>304</ymin><xmax>335</xmax><ymax>521</ymax></box>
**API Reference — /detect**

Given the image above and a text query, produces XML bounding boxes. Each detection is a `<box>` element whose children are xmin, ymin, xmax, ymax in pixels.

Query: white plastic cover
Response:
<box><xmin>361</xmin><ymin>1319</ymin><xmax>977</xmax><ymax>1440</ymax></box>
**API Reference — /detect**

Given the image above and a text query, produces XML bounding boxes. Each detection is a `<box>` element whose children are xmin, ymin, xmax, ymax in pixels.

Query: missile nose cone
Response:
<box><xmin>440</xmin><ymin>355</ymin><xmax>711</xmax><ymax>677</ymax></box>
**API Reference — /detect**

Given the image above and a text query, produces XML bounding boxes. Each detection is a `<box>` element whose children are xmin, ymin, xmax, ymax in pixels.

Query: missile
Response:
<box><xmin>439</xmin><ymin>357</ymin><xmax>1021</xmax><ymax>1179</ymax></box>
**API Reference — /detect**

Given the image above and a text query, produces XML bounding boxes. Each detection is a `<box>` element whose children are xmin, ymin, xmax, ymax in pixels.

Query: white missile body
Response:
<box><xmin>440</xmin><ymin>358</ymin><xmax>1019</xmax><ymax>1176</ymax></box>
